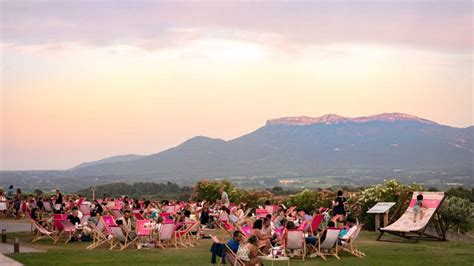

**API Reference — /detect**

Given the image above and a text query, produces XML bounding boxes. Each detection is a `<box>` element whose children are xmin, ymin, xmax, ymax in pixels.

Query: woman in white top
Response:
<box><xmin>0</xmin><ymin>190</ymin><xmax>7</xmax><ymax>216</ymax></box>
<box><xmin>237</xmin><ymin>235</ymin><xmax>261</xmax><ymax>266</ymax></box>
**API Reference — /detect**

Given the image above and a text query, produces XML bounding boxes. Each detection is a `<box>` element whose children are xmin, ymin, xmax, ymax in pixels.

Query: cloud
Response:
<box><xmin>1</xmin><ymin>1</ymin><xmax>472</xmax><ymax>52</ymax></box>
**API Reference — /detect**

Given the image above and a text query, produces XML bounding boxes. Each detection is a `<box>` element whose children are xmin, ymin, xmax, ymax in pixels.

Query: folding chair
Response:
<box><xmin>315</xmin><ymin>228</ymin><xmax>341</xmax><ymax>260</ymax></box>
<box><xmin>283</xmin><ymin>229</ymin><xmax>306</xmax><ymax>260</ymax></box>
<box><xmin>110</xmin><ymin>226</ymin><xmax>137</xmax><ymax>250</ymax></box>
<box><xmin>339</xmin><ymin>224</ymin><xmax>365</xmax><ymax>257</ymax></box>
<box><xmin>30</xmin><ymin>219</ymin><xmax>57</xmax><ymax>243</ymax></box>
<box><xmin>156</xmin><ymin>222</ymin><xmax>175</xmax><ymax>249</ymax></box>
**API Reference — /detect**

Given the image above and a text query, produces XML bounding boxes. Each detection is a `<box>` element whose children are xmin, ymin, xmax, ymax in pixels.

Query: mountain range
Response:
<box><xmin>69</xmin><ymin>113</ymin><xmax>474</xmax><ymax>179</ymax></box>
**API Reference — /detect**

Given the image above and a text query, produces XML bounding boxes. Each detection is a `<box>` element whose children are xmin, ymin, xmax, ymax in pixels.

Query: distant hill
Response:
<box><xmin>71</xmin><ymin>154</ymin><xmax>145</xmax><ymax>170</ymax></box>
<box><xmin>70</xmin><ymin>113</ymin><xmax>474</xmax><ymax>179</ymax></box>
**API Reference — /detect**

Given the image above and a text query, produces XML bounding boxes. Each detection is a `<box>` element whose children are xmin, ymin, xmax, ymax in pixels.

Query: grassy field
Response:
<box><xmin>5</xmin><ymin>230</ymin><xmax>474</xmax><ymax>266</ymax></box>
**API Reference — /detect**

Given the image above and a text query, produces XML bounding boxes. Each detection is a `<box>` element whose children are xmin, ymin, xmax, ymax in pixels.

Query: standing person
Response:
<box><xmin>219</xmin><ymin>187</ymin><xmax>230</xmax><ymax>208</ymax></box>
<box><xmin>332</xmin><ymin>190</ymin><xmax>347</xmax><ymax>218</ymax></box>
<box><xmin>54</xmin><ymin>189</ymin><xmax>63</xmax><ymax>211</ymax></box>
<box><xmin>14</xmin><ymin>188</ymin><xmax>22</xmax><ymax>220</ymax></box>
<box><xmin>0</xmin><ymin>189</ymin><xmax>7</xmax><ymax>217</ymax></box>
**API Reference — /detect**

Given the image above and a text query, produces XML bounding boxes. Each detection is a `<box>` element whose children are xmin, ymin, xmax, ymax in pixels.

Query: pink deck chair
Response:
<box><xmin>79</xmin><ymin>202</ymin><xmax>91</xmax><ymax>215</ymax></box>
<box><xmin>256</xmin><ymin>209</ymin><xmax>269</xmax><ymax>219</ymax></box>
<box><xmin>284</xmin><ymin>230</ymin><xmax>306</xmax><ymax>260</ymax></box>
<box><xmin>156</xmin><ymin>222</ymin><xmax>175</xmax><ymax>249</ymax></box>
<box><xmin>136</xmin><ymin>220</ymin><xmax>153</xmax><ymax>245</ymax></box>
<box><xmin>297</xmin><ymin>220</ymin><xmax>308</xmax><ymax>231</ymax></box>
<box><xmin>43</xmin><ymin>201</ymin><xmax>52</xmax><ymax>212</ymax></box>
<box><xmin>310</xmin><ymin>214</ymin><xmax>324</xmax><ymax>235</ymax></box>
<box><xmin>30</xmin><ymin>219</ymin><xmax>57</xmax><ymax>243</ymax></box>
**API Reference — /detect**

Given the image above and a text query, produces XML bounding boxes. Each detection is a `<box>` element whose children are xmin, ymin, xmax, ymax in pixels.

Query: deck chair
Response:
<box><xmin>283</xmin><ymin>229</ymin><xmax>306</xmax><ymax>260</ymax></box>
<box><xmin>265</xmin><ymin>205</ymin><xmax>277</xmax><ymax>215</ymax></box>
<box><xmin>109</xmin><ymin>226</ymin><xmax>137</xmax><ymax>250</ymax></box>
<box><xmin>81</xmin><ymin>214</ymin><xmax>91</xmax><ymax>225</ymax></box>
<box><xmin>378</xmin><ymin>192</ymin><xmax>446</xmax><ymax>242</ymax></box>
<box><xmin>297</xmin><ymin>220</ymin><xmax>307</xmax><ymax>231</ymax></box>
<box><xmin>55</xmin><ymin>220</ymin><xmax>77</xmax><ymax>244</ymax></box>
<box><xmin>156</xmin><ymin>222</ymin><xmax>175</xmax><ymax>249</ymax></box>
<box><xmin>225</xmin><ymin>243</ymin><xmax>246</xmax><ymax>266</ymax></box>
<box><xmin>136</xmin><ymin>220</ymin><xmax>153</xmax><ymax>246</ymax></box>
<box><xmin>315</xmin><ymin>228</ymin><xmax>341</xmax><ymax>260</ymax></box>
<box><xmin>112</xmin><ymin>209</ymin><xmax>123</xmax><ymax>219</ymax></box>
<box><xmin>79</xmin><ymin>202</ymin><xmax>91</xmax><ymax>215</ymax></box>
<box><xmin>86</xmin><ymin>222</ymin><xmax>113</xmax><ymax>250</ymax></box>
<box><xmin>43</xmin><ymin>201</ymin><xmax>52</xmax><ymax>213</ymax></box>
<box><xmin>256</xmin><ymin>209</ymin><xmax>269</xmax><ymax>219</ymax></box>
<box><xmin>175</xmin><ymin>221</ymin><xmax>200</xmax><ymax>248</ymax></box>
<box><xmin>285</xmin><ymin>206</ymin><xmax>297</xmax><ymax>216</ymax></box>
<box><xmin>309</xmin><ymin>214</ymin><xmax>324</xmax><ymax>236</ymax></box>
<box><xmin>339</xmin><ymin>224</ymin><xmax>365</xmax><ymax>257</ymax></box>
<box><xmin>31</xmin><ymin>219</ymin><xmax>57</xmax><ymax>243</ymax></box>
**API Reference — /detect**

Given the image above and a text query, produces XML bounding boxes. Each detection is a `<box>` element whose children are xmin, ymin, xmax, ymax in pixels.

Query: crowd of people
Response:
<box><xmin>1</xmin><ymin>185</ymin><xmax>361</xmax><ymax>265</ymax></box>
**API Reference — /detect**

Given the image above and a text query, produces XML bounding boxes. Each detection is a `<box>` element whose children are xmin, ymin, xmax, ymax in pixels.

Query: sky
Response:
<box><xmin>1</xmin><ymin>1</ymin><xmax>472</xmax><ymax>170</ymax></box>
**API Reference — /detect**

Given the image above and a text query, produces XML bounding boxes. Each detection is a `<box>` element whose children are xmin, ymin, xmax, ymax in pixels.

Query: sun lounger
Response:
<box><xmin>378</xmin><ymin>192</ymin><xmax>446</xmax><ymax>242</ymax></box>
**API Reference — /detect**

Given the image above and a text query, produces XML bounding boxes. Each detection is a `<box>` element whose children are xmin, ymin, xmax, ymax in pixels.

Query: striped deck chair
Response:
<box><xmin>283</xmin><ymin>229</ymin><xmax>306</xmax><ymax>260</ymax></box>
<box><xmin>316</xmin><ymin>228</ymin><xmax>341</xmax><ymax>260</ymax></box>
<box><xmin>339</xmin><ymin>224</ymin><xmax>365</xmax><ymax>257</ymax></box>
<box><xmin>156</xmin><ymin>222</ymin><xmax>175</xmax><ymax>249</ymax></box>
<box><xmin>109</xmin><ymin>226</ymin><xmax>137</xmax><ymax>250</ymax></box>
<box><xmin>30</xmin><ymin>219</ymin><xmax>57</xmax><ymax>243</ymax></box>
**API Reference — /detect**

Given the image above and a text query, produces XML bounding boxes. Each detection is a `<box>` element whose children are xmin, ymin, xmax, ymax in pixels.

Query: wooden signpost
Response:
<box><xmin>367</xmin><ymin>202</ymin><xmax>396</xmax><ymax>231</ymax></box>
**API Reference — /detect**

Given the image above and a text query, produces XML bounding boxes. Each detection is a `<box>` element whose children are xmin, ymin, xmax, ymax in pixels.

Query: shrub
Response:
<box><xmin>191</xmin><ymin>179</ymin><xmax>234</xmax><ymax>202</ymax></box>
<box><xmin>285</xmin><ymin>189</ymin><xmax>335</xmax><ymax>211</ymax></box>
<box><xmin>438</xmin><ymin>196</ymin><xmax>474</xmax><ymax>234</ymax></box>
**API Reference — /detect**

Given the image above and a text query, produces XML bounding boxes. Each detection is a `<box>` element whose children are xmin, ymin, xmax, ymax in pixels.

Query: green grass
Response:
<box><xmin>6</xmin><ymin>231</ymin><xmax>474</xmax><ymax>266</ymax></box>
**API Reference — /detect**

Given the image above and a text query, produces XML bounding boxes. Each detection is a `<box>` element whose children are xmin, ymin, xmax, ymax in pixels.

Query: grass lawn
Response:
<box><xmin>5</xmin><ymin>230</ymin><xmax>474</xmax><ymax>266</ymax></box>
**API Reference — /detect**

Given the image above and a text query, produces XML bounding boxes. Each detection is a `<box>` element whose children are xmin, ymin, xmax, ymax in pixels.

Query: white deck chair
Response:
<box><xmin>284</xmin><ymin>230</ymin><xmax>306</xmax><ymax>260</ymax></box>
<box><xmin>156</xmin><ymin>223</ymin><xmax>175</xmax><ymax>249</ymax></box>
<box><xmin>340</xmin><ymin>224</ymin><xmax>365</xmax><ymax>257</ymax></box>
<box><xmin>316</xmin><ymin>228</ymin><xmax>341</xmax><ymax>260</ymax></box>
<box><xmin>109</xmin><ymin>226</ymin><xmax>137</xmax><ymax>250</ymax></box>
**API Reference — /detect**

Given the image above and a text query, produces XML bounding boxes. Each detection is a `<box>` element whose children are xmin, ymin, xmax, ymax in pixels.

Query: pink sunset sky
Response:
<box><xmin>1</xmin><ymin>1</ymin><xmax>472</xmax><ymax>170</ymax></box>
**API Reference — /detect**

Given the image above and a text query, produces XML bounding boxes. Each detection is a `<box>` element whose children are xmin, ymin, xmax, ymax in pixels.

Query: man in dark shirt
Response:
<box><xmin>67</xmin><ymin>208</ymin><xmax>81</xmax><ymax>225</ymax></box>
<box><xmin>227</xmin><ymin>231</ymin><xmax>242</xmax><ymax>253</ymax></box>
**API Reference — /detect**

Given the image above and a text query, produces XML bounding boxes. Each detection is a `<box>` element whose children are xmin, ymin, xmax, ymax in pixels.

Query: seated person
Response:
<box><xmin>338</xmin><ymin>217</ymin><xmax>357</xmax><ymax>245</ymax></box>
<box><xmin>237</xmin><ymin>236</ymin><xmax>262</xmax><ymax>266</ymax></box>
<box><xmin>227</xmin><ymin>231</ymin><xmax>242</xmax><ymax>253</ymax></box>
<box><xmin>67</xmin><ymin>208</ymin><xmax>81</xmax><ymax>225</ymax></box>
<box><xmin>116</xmin><ymin>219</ymin><xmax>136</xmax><ymax>240</ymax></box>
<box><xmin>306</xmin><ymin>221</ymin><xmax>335</xmax><ymax>247</ymax></box>
<box><xmin>250</xmin><ymin>219</ymin><xmax>273</xmax><ymax>254</ymax></box>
